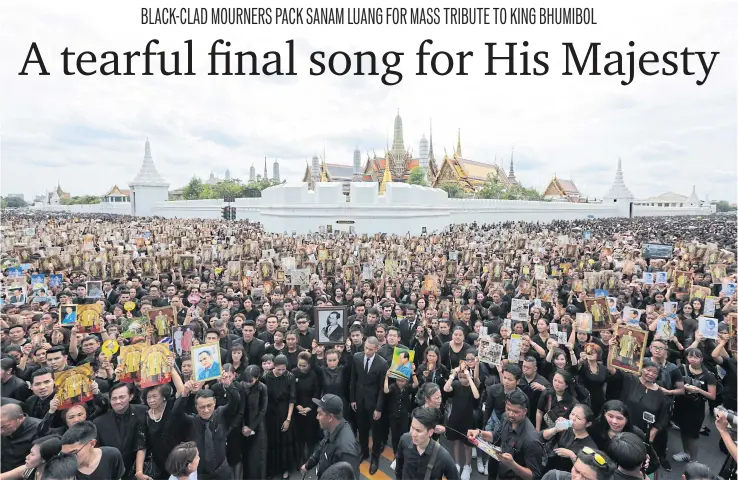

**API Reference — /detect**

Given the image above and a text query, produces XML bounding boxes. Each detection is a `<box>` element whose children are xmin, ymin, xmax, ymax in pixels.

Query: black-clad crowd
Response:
<box><xmin>1</xmin><ymin>213</ymin><xmax>736</xmax><ymax>480</ymax></box>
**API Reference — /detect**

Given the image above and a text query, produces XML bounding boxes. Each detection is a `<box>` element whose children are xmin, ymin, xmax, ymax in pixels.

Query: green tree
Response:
<box><xmin>198</xmin><ymin>184</ymin><xmax>219</xmax><ymax>199</ymax></box>
<box><xmin>714</xmin><ymin>200</ymin><xmax>737</xmax><ymax>212</ymax></box>
<box><xmin>441</xmin><ymin>183</ymin><xmax>464</xmax><ymax>198</ymax></box>
<box><xmin>477</xmin><ymin>174</ymin><xmax>506</xmax><ymax>199</ymax></box>
<box><xmin>213</xmin><ymin>180</ymin><xmax>243</xmax><ymax>200</ymax></box>
<box><xmin>182</xmin><ymin>176</ymin><xmax>203</xmax><ymax>200</ymax></box>
<box><xmin>476</xmin><ymin>174</ymin><xmax>544</xmax><ymax>201</ymax></box>
<box><xmin>408</xmin><ymin>167</ymin><xmax>428</xmax><ymax>186</ymax></box>
<box><xmin>60</xmin><ymin>196</ymin><xmax>100</xmax><ymax>205</ymax></box>
<box><xmin>3</xmin><ymin>197</ymin><xmax>27</xmax><ymax>208</ymax></box>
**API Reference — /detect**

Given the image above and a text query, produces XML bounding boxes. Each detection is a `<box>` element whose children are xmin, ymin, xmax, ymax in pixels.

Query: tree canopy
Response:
<box><xmin>180</xmin><ymin>176</ymin><xmax>282</xmax><ymax>200</ymax></box>
<box><xmin>60</xmin><ymin>196</ymin><xmax>101</xmax><ymax>205</ymax></box>
<box><xmin>407</xmin><ymin>167</ymin><xmax>428</xmax><ymax>186</ymax></box>
<box><xmin>476</xmin><ymin>175</ymin><xmax>544</xmax><ymax>201</ymax></box>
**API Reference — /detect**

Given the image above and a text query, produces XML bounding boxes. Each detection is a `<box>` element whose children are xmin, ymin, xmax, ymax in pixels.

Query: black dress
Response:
<box><xmin>292</xmin><ymin>366</ymin><xmax>321</xmax><ymax>463</ymax></box>
<box><xmin>264</xmin><ymin>370</ymin><xmax>300</xmax><ymax>477</ymax></box>
<box><xmin>445</xmin><ymin>381</ymin><xmax>476</xmax><ymax>444</ymax></box>
<box><xmin>673</xmin><ymin>366</ymin><xmax>716</xmax><ymax>437</ymax></box>
<box><xmin>577</xmin><ymin>362</ymin><xmax>607</xmax><ymax>415</ymax></box>
<box><xmin>145</xmin><ymin>400</ymin><xmax>192</xmax><ymax>480</ymax></box>
<box><xmin>242</xmin><ymin>381</ymin><xmax>268</xmax><ymax>480</ymax></box>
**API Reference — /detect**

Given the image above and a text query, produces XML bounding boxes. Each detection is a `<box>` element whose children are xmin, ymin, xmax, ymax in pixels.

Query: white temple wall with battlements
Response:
<box><xmin>34</xmin><ymin>182</ymin><xmax>713</xmax><ymax>235</ymax></box>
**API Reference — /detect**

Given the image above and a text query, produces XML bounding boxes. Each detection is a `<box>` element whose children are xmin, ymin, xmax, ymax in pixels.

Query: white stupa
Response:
<box><xmin>129</xmin><ymin>138</ymin><xmax>170</xmax><ymax>216</ymax></box>
<box><xmin>602</xmin><ymin>158</ymin><xmax>634</xmax><ymax>217</ymax></box>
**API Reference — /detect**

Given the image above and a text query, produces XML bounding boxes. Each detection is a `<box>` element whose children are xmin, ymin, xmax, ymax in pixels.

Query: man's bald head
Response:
<box><xmin>0</xmin><ymin>404</ymin><xmax>25</xmax><ymax>436</ymax></box>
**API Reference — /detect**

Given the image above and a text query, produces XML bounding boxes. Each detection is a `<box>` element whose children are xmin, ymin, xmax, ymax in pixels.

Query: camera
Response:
<box><xmin>714</xmin><ymin>407</ymin><xmax>738</xmax><ymax>426</ymax></box>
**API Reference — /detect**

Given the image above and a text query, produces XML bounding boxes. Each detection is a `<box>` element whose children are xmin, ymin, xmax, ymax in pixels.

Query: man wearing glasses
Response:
<box><xmin>61</xmin><ymin>421</ymin><xmax>125</xmax><ymax>480</ymax></box>
<box><xmin>468</xmin><ymin>390</ymin><xmax>543</xmax><ymax>480</ymax></box>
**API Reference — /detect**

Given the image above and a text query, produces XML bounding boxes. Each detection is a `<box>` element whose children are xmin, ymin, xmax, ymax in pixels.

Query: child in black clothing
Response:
<box><xmin>384</xmin><ymin>369</ymin><xmax>419</xmax><ymax>467</ymax></box>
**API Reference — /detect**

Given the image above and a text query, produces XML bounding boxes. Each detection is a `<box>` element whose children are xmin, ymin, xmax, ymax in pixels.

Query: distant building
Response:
<box><xmin>634</xmin><ymin>186</ymin><xmax>703</xmax><ymax>208</ymax></box>
<box><xmin>432</xmin><ymin>131</ymin><xmax>511</xmax><ymax>193</ymax></box>
<box><xmin>303</xmin><ymin>158</ymin><xmax>353</xmax><ymax>195</ymax></box>
<box><xmin>45</xmin><ymin>182</ymin><xmax>70</xmax><ymax>204</ymax></box>
<box><xmin>102</xmin><ymin>185</ymin><xmax>131</xmax><ymax>203</ymax></box>
<box><xmin>543</xmin><ymin>176</ymin><xmax>583</xmax><ymax>202</ymax></box>
<box><xmin>7</xmin><ymin>194</ymin><xmax>24</xmax><ymax>201</ymax></box>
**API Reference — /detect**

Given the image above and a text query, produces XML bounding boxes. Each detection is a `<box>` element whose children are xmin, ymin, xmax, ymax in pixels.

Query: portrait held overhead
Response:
<box><xmin>1</xmin><ymin>1</ymin><xmax>736</xmax><ymax>480</ymax></box>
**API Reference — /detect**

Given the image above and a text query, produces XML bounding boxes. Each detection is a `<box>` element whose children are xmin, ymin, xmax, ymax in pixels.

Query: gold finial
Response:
<box><xmin>379</xmin><ymin>165</ymin><xmax>392</xmax><ymax>195</ymax></box>
<box><xmin>456</xmin><ymin>129</ymin><xmax>462</xmax><ymax>157</ymax></box>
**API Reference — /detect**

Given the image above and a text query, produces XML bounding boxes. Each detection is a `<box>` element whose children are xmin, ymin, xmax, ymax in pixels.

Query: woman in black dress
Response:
<box><xmin>576</xmin><ymin>343</ymin><xmax>607</xmax><ymax>415</ymax></box>
<box><xmin>605</xmin><ymin>358</ymin><xmax>669</xmax><ymax>442</ymax></box>
<box><xmin>241</xmin><ymin>365</ymin><xmax>268</xmax><ymax>480</ymax></box>
<box><xmin>536</xmin><ymin>369</ymin><xmax>578</xmax><ymax>432</ymax></box>
<box><xmin>671</xmin><ymin>348</ymin><xmax>717</xmax><ymax>463</ymax></box>
<box><xmin>143</xmin><ymin>360</ymin><xmax>189</xmax><ymax>480</ymax></box>
<box><xmin>292</xmin><ymin>351</ymin><xmax>321</xmax><ymax>465</ymax></box>
<box><xmin>443</xmin><ymin>362</ymin><xmax>480</xmax><ymax>477</ymax></box>
<box><xmin>264</xmin><ymin>354</ymin><xmax>298</xmax><ymax>479</ymax></box>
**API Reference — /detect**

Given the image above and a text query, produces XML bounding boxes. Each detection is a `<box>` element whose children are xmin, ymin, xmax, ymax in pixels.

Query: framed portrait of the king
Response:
<box><xmin>315</xmin><ymin>305</ymin><xmax>347</xmax><ymax>345</ymax></box>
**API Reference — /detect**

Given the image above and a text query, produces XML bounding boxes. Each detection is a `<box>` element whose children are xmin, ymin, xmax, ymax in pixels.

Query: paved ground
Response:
<box><xmin>289</xmin><ymin>418</ymin><xmax>732</xmax><ymax>480</ymax></box>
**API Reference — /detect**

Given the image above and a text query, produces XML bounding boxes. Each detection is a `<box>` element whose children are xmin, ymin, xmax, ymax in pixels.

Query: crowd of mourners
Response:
<box><xmin>0</xmin><ymin>212</ymin><xmax>736</xmax><ymax>480</ymax></box>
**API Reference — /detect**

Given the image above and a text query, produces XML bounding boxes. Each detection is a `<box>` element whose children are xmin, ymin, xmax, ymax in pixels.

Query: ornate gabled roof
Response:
<box><xmin>104</xmin><ymin>185</ymin><xmax>131</xmax><ymax>197</ymax></box>
<box><xmin>130</xmin><ymin>138</ymin><xmax>169</xmax><ymax>187</ymax></box>
<box><xmin>544</xmin><ymin>176</ymin><xmax>582</xmax><ymax>202</ymax></box>
<box><xmin>603</xmin><ymin>158</ymin><xmax>634</xmax><ymax>200</ymax></box>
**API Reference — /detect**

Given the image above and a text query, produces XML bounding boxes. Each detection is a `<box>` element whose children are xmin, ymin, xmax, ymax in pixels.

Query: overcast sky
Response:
<box><xmin>1</xmin><ymin>0</ymin><xmax>735</xmax><ymax>202</ymax></box>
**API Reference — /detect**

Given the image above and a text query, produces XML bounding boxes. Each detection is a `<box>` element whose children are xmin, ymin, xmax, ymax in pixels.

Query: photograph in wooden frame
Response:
<box><xmin>727</xmin><ymin>313</ymin><xmax>737</xmax><ymax>354</ymax></box>
<box><xmin>609</xmin><ymin>325</ymin><xmax>648</xmax><ymax>376</ymax></box>
<box><xmin>584</xmin><ymin>296</ymin><xmax>612</xmax><ymax>331</ymax></box>
<box><xmin>315</xmin><ymin>305</ymin><xmax>348</xmax><ymax>345</ymax></box>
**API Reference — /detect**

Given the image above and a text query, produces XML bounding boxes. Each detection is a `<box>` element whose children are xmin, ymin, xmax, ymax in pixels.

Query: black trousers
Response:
<box><xmin>356</xmin><ymin>404</ymin><xmax>383</xmax><ymax>458</ymax></box>
<box><xmin>390</xmin><ymin>415</ymin><xmax>410</xmax><ymax>455</ymax></box>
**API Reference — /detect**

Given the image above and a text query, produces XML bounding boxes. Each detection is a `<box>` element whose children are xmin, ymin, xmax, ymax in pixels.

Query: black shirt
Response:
<box><xmin>387</xmin><ymin>383</ymin><xmax>416</xmax><ymax>419</ymax></box>
<box><xmin>305</xmin><ymin>420</ymin><xmax>361</xmax><ymax>478</ymax></box>
<box><xmin>76</xmin><ymin>446</ymin><xmax>125</xmax><ymax>480</ymax></box>
<box><xmin>492</xmin><ymin>415</ymin><xmax>544</xmax><ymax>480</ymax></box>
<box><xmin>1</xmin><ymin>416</ymin><xmax>40</xmax><ymax>473</ymax></box>
<box><xmin>395</xmin><ymin>433</ymin><xmax>460</xmax><ymax>480</ymax></box>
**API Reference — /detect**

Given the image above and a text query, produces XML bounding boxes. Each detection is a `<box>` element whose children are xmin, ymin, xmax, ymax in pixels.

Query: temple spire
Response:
<box><xmin>603</xmin><ymin>157</ymin><xmax>634</xmax><ymax>200</ymax></box>
<box><xmin>508</xmin><ymin>148</ymin><xmax>518</xmax><ymax>185</ymax></box>
<box><xmin>428</xmin><ymin>118</ymin><xmax>435</xmax><ymax>159</ymax></box>
<box><xmin>391</xmin><ymin>110</ymin><xmax>405</xmax><ymax>178</ymax></box>
<box><xmin>456</xmin><ymin>129</ymin><xmax>462</xmax><ymax>157</ymax></box>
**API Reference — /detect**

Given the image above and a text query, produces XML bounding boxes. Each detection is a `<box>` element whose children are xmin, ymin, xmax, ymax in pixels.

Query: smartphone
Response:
<box><xmin>642</xmin><ymin>412</ymin><xmax>656</xmax><ymax>424</ymax></box>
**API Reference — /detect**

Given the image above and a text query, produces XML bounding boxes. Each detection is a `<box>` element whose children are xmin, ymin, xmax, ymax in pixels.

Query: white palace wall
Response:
<box><xmin>35</xmin><ymin>183</ymin><xmax>714</xmax><ymax>234</ymax></box>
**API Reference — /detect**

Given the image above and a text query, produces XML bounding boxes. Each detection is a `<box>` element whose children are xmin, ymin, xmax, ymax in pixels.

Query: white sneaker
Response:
<box><xmin>484</xmin><ymin>460</ymin><xmax>489</xmax><ymax>476</ymax></box>
<box><xmin>672</xmin><ymin>452</ymin><xmax>691</xmax><ymax>462</ymax></box>
<box><xmin>472</xmin><ymin>447</ymin><xmax>478</xmax><ymax>459</ymax></box>
<box><xmin>477</xmin><ymin>457</ymin><xmax>485</xmax><ymax>474</ymax></box>
<box><xmin>456</xmin><ymin>464</ymin><xmax>461</xmax><ymax>473</ymax></box>
<box><xmin>461</xmin><ymin>464</ymin><xmax>472</xmax><ymax>480</ymax></box>
<box><xmin>390</xmin><ymin>459</ymin><xmax>396</xmax><ymax>470</ymax></box>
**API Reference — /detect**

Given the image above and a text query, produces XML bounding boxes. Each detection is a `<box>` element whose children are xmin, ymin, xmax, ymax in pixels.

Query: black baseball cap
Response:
<box><xmin>312</xmin><ymin>394</ymin><xmax>343</xmax><ymax>415</ymax></box>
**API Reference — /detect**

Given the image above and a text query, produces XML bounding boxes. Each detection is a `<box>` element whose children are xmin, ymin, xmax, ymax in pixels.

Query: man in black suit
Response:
<box><xmin>93</xmin><ymin>382</ymin><xmax>147</xmax><ymax>478</ymax></box>
<box><xmin>349</xmin><ymin>336</ymin><xmax>387</xmax><ymax>475</ymax></box>
<box><xmin>398</xmin><ymin>308</ymin><xmax>420</xmax><ymax>347</ymax></box>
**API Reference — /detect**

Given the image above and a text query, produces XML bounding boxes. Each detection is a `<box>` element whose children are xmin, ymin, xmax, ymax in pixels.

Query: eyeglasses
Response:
<box><xmin>66</xmin><ymin>440</ymin><xmax>92</xmax><ymax>456</ymax></box>
<box><xmin>580</xmin><ymin>447</ymin><xmax>607</xmax><ymax>467</ymax></box>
